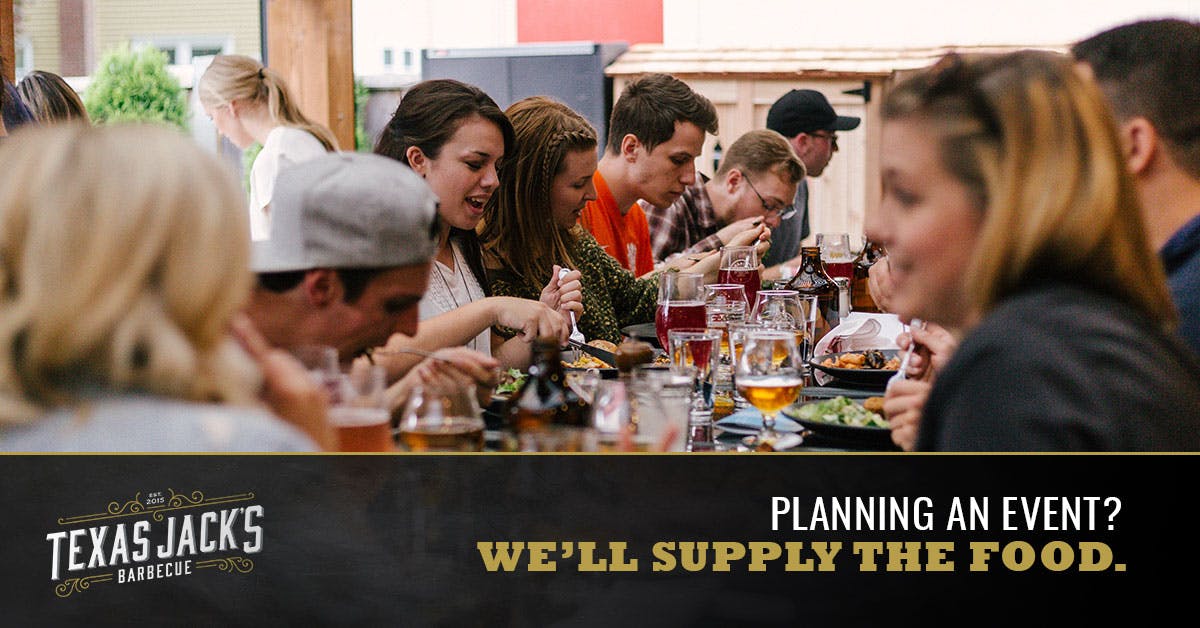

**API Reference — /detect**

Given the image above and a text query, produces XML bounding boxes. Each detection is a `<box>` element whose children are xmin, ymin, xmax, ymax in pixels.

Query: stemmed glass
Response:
<box><xmin>751</xmin><ymin>289</ymin><xmax>819</xmax><ymax>364</ymax></box>
<box><xmin>717</xmin><ymin>245</ymin><xmax>760</xmax><ymax>307</ymax></box>
<box><xmin>816</xmin><ymin>232</ymin><xmax>854</xmax><ymax>281</ymax></box>
<box><xmin>396</xmin><ymin>382</ymin><xmax>485</xmax><ymax>452</ymax></box>
<box><xmin>734</xmin><ymin>329</ymin><xmax>806</xmax><ymax>446</ymax></box>
<box><xmin>655</xmin><ymin>272</ymin><xmax>706</xmax><ymax>349</ymax></box>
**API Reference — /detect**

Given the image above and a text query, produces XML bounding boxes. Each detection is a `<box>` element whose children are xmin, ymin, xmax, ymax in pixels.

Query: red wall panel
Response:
<box><xmin>517</xmin><ymin>0</ymin><xmax>663</xmax><ymax>44</ymax></box>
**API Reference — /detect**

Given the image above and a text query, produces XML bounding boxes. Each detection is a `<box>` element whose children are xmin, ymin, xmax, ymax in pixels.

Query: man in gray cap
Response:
<box><xmin>246</xmin><ymin>151</ymin><xmax>444</xmax><ymax>360</ymax></box>
<box><xmin>764</xmin><ymin>89</ymin><xmax>861</xmax><ymax>270</ymax></box>
<box><xmin>246</xmin><ymin>151</ymin><xmax>501</xmax><ymax>410</ymax></box>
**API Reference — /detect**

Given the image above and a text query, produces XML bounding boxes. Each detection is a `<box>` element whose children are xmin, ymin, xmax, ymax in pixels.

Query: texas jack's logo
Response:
<box><xmin>46</xmin><ymin>489</ymin><xmax>263</xmax><ymax>598</ymax></box>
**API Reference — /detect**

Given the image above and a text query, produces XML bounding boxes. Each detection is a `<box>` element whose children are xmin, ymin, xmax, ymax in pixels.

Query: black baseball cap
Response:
<box><xmin>766</xmin><ymin>89</ymin><xmax>861</xmax><ymax>137</ymax></box>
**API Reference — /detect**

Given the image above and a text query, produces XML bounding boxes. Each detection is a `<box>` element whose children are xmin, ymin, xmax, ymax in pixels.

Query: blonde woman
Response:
<box><xmin>198</xmin><ymin>54</ymin><xmax>338</xmax><ymax>241</ymax></box>
<box><xmin>16</xmin><ymin>70</ymin><xmax>89</xmax><ymax>124</ymax></box>
<box><xmin>866</xmin><ymin>51</ymin><xmax>1200</xmax><ymax>451</ymax></box>
<box><xmin>0</xmin><ymin>124</ymin><xmax>329</xmax><ymax>451</ymax></box>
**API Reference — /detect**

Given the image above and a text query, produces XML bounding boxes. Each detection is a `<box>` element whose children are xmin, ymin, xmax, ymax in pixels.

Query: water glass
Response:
<box><xmin>289</xmin><ymin>344</ymin><xmax>340</xmax><ymax>397</ymax></box>
<box><xmin>590</xmin><ymin>380</ymin><xmax>633</xmax><ymax>451</ymax></box>
<box><xmin>629</xmin><ymin>366</ymin><xmax>690</xmax><ymax>452</ymax></box>
<box><xmin>667</xmin><ymin>329</ymin><xmax>722</xmax><ymax>451</ymax></box>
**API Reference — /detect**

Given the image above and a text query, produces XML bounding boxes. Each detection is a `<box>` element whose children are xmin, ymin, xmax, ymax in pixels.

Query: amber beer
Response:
<box><xmin>735</xmin><ymin>374</ymin><xmax>805</xmax><ymax>415</ymax></box>
<box><xmin>331</xmin><ymin>407</ymin><xmax>394</xmax><ymax>452</ymax></box>
<box><xmin>397</xmin><ymin>417</ymin><xmax>485</xmax><ymax>452</ymax></box>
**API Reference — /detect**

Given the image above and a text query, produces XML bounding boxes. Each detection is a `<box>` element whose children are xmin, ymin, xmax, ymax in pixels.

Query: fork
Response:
<box><xmin>887</xmin><ymin>318</ymin><xmax>924</xmax><ymax>389</ymax></box>
<box><xmin>558</xmin><ymin>267</ymin><xmax>586</xmax><ymax>346</ymax></box>
<box><xmin>558</xmin><ymin>268</ymin><xmax>585</xmax><ymax>363</ymax></box>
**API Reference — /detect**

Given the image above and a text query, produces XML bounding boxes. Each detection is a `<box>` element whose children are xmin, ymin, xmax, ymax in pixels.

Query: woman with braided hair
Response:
<box><xmin>199</xmin><ymin>54</ymin><xmax>338</xmax><ymax>241</ymax></box>
<box><xmin>481</xmin><ymin>97</ymin><xmax>723</xmax><ymax>344</ymax></box>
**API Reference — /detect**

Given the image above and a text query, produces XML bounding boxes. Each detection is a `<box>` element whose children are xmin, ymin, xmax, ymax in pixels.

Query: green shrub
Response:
<box><xmin>84</xmin><ymin>45</ymin><xmax>188</xmax><ymax>129</ymax></box>
<box><xmin>355</xmin><ymin>78</ymin><xmax>370</xmax><ymax>152</ymax></box>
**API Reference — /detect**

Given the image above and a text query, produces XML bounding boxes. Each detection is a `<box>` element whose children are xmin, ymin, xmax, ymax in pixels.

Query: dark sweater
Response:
<box><xmin>919</xmin><ymin>283</ymin><xmax>1200</xmax><ymax>451</ymax></box>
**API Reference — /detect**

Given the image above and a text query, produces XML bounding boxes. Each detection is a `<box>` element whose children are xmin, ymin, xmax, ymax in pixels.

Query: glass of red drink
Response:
<box><xmin>718</xmin><ymin>245</ymin><xmax>761</xmax><ymax>306</ymax></box>
<box><xmin>816</xmin><ymin>232</ymin><xmax>854</xmax><ymax>281</ymax></box>
<box><xmin>655</xmin><ymin>272</ymin><xmax>706</xmax><ymax>348</ymax></box>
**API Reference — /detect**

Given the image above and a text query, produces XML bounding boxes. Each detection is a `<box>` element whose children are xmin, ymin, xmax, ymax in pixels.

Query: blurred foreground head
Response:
<box><xmin>0</xmin><ymin>123</ymin><xmax>259</xmax><ymax>423</ymax></box>
<box><xmin>869</xmin><ymin>50</ymin><xmax>1175</xmax><ymax>329</ymax></box>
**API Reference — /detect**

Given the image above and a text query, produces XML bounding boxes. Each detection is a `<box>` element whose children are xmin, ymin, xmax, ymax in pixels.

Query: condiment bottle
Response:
<box><xmin>851</xmin><ymin>239</ymin><xmax>885</xmax><ymax>313</ymax></box>
<box><xmin>784</xmin><ymin>246</ymin><xmax>840</xmax><ymax>344</ymax></box>
<box><xmin>504</xmin><ymin>337</ymin><xmax>590</xmax><ymax>450</ymax></box>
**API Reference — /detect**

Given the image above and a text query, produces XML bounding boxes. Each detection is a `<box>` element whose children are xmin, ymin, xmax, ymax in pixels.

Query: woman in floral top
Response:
<box><xmin>480</xmin><ymin>97</ymin><xmax>723</xmax><ymax>344</ymax></box>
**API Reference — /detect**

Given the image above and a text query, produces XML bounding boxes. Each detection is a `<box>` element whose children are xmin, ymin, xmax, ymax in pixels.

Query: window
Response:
<box><xmin>383</xmin><ymin>48</ymin><xmax>394</xmax><ymax>68</ymax></box>
<box><xmin>14</xmin><ymin>37</ymin><xmax>33</xmax><ymax>78</ymax></box>
<box><xmin>403</xmin><ymin>49</ymin><xmax>413</xmax><ymax>69</ymax></box>
<box><xmin>133</xmin><ymin>37</ymin><xmax>233</xmax><ymax>66</ymax></box>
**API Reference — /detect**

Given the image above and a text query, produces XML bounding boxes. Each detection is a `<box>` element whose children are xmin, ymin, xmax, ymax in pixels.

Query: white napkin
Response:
<box><xmin>811</xmin><ymin>313</ymin><xmax>904</xmax><ymax>385</ymax></box>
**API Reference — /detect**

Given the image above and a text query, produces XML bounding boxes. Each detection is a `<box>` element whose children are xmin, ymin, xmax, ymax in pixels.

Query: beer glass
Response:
<box><xmin>655</xmin><ymin>272</ymin><xmax>706</xmax><ymax>349</ymax></box>
<box><xmin>734</xmin><ymin>330</ymin><xmax>806</xmax><ymax>446</ymax></box>
<box><xmin>816</xmin><ymin>232</ymin><xmax>854</xmax><ymax>281</ymax></box>
<box><xmin>718</xmin><ymin>245</ymin><xmax>761</xmax><ymax>306</ymax></box>
<box><xmin>329</xmin><ymin>363</ymin><xmax>393</xmax><ymax>452</ymax></box>
<box><xmin>396</xmin><ymin>383</ymin><xmax>485</xmax><ymax>452</ymax></box>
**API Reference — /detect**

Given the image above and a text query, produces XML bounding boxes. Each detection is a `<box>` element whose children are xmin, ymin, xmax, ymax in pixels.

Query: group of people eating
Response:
<box><xmin>0</xmin><ymin>17</ymin><xmax>1197</xmax><ymax>452</ymax></box>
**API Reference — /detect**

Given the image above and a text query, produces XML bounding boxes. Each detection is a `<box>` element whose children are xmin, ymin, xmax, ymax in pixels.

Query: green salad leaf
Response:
<box><xmin>495</xmin><ymin>368</ymin><xmax>527</xmax><ymax>396</ymax></box>
<box><xmin>794</xmin><ymin>396</ymin><xmax>888</xmax><ymax>428</ymax></box>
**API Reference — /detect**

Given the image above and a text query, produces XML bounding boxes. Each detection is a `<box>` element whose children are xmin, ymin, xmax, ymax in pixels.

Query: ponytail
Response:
<box><xmin>198</xmin><ymin>55</ymin><xmax>339</xmax><ymax>152</ymax></box>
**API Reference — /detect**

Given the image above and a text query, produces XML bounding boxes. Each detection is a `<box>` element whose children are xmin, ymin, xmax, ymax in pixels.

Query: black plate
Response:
<box><xmin>809</xmin><ymin>350</ymin><xmax>900</xmax><ymax>388</ymax></box>
<box><xmin>566</xmin><ymin>367</ymin><xmax>619</xmax><ymax>379</ymax></box>
<box><xmin>621</xmin><ymin>323</ymin><xmax>661</xmax><ymax>348</ymax></box>
<box><xmin>782</xmin><ymin>404</ymin><xmax>897</xmax><ymax>449</ymax></box>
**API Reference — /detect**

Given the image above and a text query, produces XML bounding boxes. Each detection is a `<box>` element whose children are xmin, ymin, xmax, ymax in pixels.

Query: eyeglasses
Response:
<box><xmin>742</xmin><ymin>174</ymin><xmax>796</xmax><ymax>220</ymax></box>
<box><xmin>809</xmin><ymin>131</ymin><xmax>838</xmax><ymax>150</ymax></box>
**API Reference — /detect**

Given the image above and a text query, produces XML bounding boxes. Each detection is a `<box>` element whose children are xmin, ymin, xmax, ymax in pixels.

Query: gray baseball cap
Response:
<box><xmin>252</xmin><ymin>152</ymin><xmax>439</xmax><ymax>273</ymax></box>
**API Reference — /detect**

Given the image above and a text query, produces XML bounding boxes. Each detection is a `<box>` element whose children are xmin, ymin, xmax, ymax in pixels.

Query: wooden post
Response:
<box><xmin>1</xmin><ymin>0</ymin><xmax>14</xmax><ymax>82</ymax></box>
<box><xmin>265</xmin><ymin>0</ymin><xmax>354</xmax><ymax>150</ymax></box>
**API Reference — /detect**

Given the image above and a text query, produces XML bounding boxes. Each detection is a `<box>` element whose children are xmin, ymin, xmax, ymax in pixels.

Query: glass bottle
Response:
<box><xmin>851</xmin><ymin>239</ymin><xmax>886</xmax><ymax>313</ymax></box>
<box><xmin>785</xmin><ymin>246</ymin><xmax>840</xmax><ymax>344</ymax></box>
<box><xmin>504</xmin><ymin>337</ymin><xmax>591</xmax><ymax>450</ymax></box>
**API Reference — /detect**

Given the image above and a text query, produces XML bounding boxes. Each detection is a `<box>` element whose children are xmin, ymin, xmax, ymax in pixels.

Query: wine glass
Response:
<box><xmin>718</xmin><ymin>245</ymin><xmax>760</xmax><ymax>306</ymax></box>
<box><xmin>750</xmin><ymin>289</ymin><xmax>818</xmax><ymax>363</ymax></box>
<box><xmin>734</xmin><ymin>329</ymin><xmax>806</xmax><ymax>446</ymax></box>
<box><xmin>655</xmin><ymin>272</ymin><xmax>705</xmax><ymax>349</ymax></box>
<box><xmin>816</xmin><ymin>232</ymin><xmax>854</xmax><ymax>281</ymax></box>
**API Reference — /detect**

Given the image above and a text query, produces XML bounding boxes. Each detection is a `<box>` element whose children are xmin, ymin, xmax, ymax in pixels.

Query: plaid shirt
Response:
<box><xmin>642</xmin><ymin>174</ymin><xmax>724</xmax><ymax>263</ymax></box>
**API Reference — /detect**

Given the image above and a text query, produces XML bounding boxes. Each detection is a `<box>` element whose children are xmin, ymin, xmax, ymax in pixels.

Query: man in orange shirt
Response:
<box><xmin>579</xmin><ymin>73</ymin><xmax>719</xmax><ymax>276</ymax></box>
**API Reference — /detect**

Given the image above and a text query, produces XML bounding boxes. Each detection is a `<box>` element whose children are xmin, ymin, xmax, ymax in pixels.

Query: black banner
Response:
<box><xmin>1</xmin><ymin>454</ymin><xmax>1191</xmax><ymax>625</ymax></box>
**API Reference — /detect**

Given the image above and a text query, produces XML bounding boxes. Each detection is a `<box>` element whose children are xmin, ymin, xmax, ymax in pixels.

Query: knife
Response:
<box><xmin>567</xmin><ymin>338</ymin><xmax>617</xmax><ymax>367</ymax></box>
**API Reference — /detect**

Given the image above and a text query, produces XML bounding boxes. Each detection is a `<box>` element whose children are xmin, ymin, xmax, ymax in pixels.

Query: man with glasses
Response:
<box><xmin>643</xmin><ymin>129</ymin><xmax>804</xmax><ymax>273</ymax></box>
<box><xmin>764</xmin><ymin>89</ymin><xmax>861</xmax><ymax>272</ymax></box>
